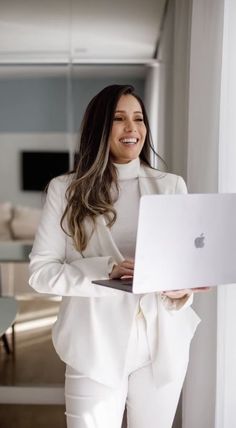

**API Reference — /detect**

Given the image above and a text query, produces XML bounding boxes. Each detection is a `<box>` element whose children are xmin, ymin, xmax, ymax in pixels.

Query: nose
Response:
<box><xmin>124</xmin><ymin>118</ymin><xmax>136</xmax><ymax>132</ymax></box>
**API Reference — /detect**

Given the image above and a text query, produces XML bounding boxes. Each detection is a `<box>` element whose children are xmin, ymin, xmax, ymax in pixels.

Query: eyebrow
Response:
<box><xmin>115</xmin><ymin>110</ymin><xmax>143</xmax><ymax>114</ymax></box>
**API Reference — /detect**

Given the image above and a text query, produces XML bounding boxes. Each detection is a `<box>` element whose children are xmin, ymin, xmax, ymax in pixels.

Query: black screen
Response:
<box><xmin>21</xmin><ymin>151</ymin><xmax>70</xmax><ymax>191</ymax></box>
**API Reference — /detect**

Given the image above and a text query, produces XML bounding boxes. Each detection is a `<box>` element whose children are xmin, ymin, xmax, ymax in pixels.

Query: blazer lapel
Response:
<box><xmin>83</xmin><ymin>161</ymin><xmax>160</xmax><ymax>262</ymax></box>
<box><xmin>96</xmin><ymin>215</ymin><xmax>124</xmax><ymax>262</ymax></box>
<box><xmin>82</xmin><ymin>214</ymin><xmax>124</xmax><ymax>263</ymax></box>
<box><xmin>138</xmin><ymin>164</ymin><xmax>165</xmax><ymax>196</ymax></box>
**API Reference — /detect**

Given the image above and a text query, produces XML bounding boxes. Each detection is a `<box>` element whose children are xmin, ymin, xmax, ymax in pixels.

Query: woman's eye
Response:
<box><xmin>113</xmin><ymin>117</ymin><xmax>123</xmax><ymax>121</ymax></box>
<box><xmin>135</xmin><ymin>117</ymin><xmax>144</xmax><ymax>122</ymax></box>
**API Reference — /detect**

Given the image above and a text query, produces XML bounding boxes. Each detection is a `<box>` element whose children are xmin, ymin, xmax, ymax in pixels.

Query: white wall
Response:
<box><xmin>153</xmin><ymin>0</ymin><xmax>174</xmax><ymax>171</ymax></box>
<box><xmin>186</xmin><ymin>0</ymin><xmax>224</xmax><ymax>194</ymax></box>
<box><xmin>171</xmin><ymin>0</ymin><xmax>192</xmax><ymax>181</ymax></box>
<box><xmin>182</xmin><ymin>0</ymin><xmax>229</xmax><ymax>427</ymax></box>
<box><xmin>144</xmin><ymin>62</ymin><xmax>161</xmax><ymax>165</ymax></box>
<box><xmin>216</xmin><ymin>0</ymin><xmax>236</xmax><ymax>425</ymax></box>
<box><xmin>150</xmin><ymin>0</ymin><xmax>191</xmax><ymax>179</ymax></box>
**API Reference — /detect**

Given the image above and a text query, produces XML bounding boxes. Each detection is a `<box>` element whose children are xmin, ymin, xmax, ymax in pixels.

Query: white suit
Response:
<box><xmin>29</xmin><ymin>160</ymin><xmax>200</xmax><ymax>391</ymax></box>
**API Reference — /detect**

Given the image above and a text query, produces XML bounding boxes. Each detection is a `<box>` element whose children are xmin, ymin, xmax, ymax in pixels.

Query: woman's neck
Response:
<box><xmin>113</xmin><ymin>157</ymin><xmax>140</xmax><ymax>180</ymax></box>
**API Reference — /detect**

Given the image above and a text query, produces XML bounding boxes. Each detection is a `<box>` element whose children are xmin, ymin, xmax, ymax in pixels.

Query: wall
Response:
<box><xmin>151</xmin><ymin>0</ymin><xmax>191</xmax><ymax>179</ymax></box>
<box><xmin>155</xmin><ymin>0</ymin><xmax>236</xmax><ymax>426</ymax></box>
<box><xmin>216</xmin><ymin>0</ymin><xmax>236</xmax><ymax>425</ymax></box>
<box><xmin>0</xmin><ymin>75</ymin><xmax>144</xmax><ymax>207</ymax></box>
<box><xmin>171</xmin><ymin>0</ymin><xmax>192</xmax><ymax>180</ymax></box>
<box><xmin>182</xmin><ymin>0</ymin><xmax>225</xmax><ymax>427</ymax></box>
<box><xmin>153</xmin><ymin>0</ymin><xmax>174</xmax><ymax>170</ymax></box>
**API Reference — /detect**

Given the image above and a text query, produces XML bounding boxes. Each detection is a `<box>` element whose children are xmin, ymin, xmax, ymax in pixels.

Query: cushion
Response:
<box><xmin>11</xmin><ymin>205</ymin><xmax>42</xmax><ymax>240</ymax></box>
<box><xmin>0</xmin><ymin>202</ymin><xmax>13</xmax><ymax>240</ymax></box>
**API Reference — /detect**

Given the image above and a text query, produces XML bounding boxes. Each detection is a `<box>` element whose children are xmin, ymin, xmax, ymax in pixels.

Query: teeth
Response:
<box><xmin>120</xmin><ymin>138</ymin><xmax>138</xmax><ymax>144</ymax></box>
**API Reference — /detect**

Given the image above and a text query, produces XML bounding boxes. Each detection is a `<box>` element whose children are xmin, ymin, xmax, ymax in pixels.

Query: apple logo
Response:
<box><xmin>194</xmin><ymin>233</ymin><xmax>205</xmax><ymax>248</ymax></box>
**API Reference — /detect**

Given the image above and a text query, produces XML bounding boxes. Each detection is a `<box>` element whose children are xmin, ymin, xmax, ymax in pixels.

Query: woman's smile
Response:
<box><xmin>119</xmin><ymin>137</ymin><xmax>138</xmax><ymax>144</ymax></box>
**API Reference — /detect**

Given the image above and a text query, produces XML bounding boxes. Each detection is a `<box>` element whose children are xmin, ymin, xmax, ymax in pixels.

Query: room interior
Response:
<box><xmin>1</xmin><ymin>0</ymin><xmax>236</xmax><ymax>427</ymax></box>
<box><xmin>0</xmin><ymin>1</ymin><xmax>172</xmax><ymax>427</ymax></box>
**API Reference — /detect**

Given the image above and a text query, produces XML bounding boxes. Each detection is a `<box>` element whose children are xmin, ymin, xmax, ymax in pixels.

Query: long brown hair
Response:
<box><xmin>61</xmin><ymin>84</ymin><xmax>163</xmax><ymax>252</ymax></box>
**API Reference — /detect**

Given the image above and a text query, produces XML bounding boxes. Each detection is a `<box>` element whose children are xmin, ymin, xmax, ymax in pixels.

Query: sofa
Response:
<box><xmin>0</xmin><ymin>202</ymin><xmax>42</xmax><ymax>296</ymax></box>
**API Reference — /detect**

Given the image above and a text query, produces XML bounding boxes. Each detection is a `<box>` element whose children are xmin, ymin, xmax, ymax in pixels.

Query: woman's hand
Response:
<box><xmin>162</xmin><ymin>287</ymin><xmax>211</xmax><ymax>300</ymax></box>
<box><xmin>109</xmin><ymin>259</ymin><xmax>134</xmax><ymax>279</ymax></box>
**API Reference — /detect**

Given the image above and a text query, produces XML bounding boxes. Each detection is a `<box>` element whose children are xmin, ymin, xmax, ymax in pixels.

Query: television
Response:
<box><xmin>21</xmin><ymin>151</ymin><xmax>70</xmax><ymax>191</ymax></box>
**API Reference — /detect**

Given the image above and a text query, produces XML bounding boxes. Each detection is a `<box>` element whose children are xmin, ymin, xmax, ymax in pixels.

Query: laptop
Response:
<box><xmin>92</xmin><ymin>193</ymin><xmax>236</xmax><ymax>294</ymax></box>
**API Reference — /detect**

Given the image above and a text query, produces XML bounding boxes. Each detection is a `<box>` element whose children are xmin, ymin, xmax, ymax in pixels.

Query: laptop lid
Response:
<box><xmin>132</xmin><ymin>193</ymin><xmax>236</xmax><ymax>293</ymax></box>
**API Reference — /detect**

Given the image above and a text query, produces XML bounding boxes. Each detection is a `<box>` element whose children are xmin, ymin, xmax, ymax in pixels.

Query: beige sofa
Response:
<box><xmin>0</xmin><ymin>202</ymin><xmax>42</xmax><ymax>296</ymax></box>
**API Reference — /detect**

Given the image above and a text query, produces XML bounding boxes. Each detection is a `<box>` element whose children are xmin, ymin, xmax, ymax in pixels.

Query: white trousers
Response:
<box><xmin>65</xmin><ymin>313</ymin><xmax>185</xmax><ymax>428</ymax></box>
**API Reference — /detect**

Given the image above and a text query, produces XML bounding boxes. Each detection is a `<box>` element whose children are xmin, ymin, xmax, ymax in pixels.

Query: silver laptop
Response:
<box><xmin>92</xmin><ymin>193</ymin><xmax>236</xmax><ymax>293</ymax></box>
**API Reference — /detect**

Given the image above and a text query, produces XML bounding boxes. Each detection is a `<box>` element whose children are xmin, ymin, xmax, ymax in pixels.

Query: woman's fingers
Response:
<box><xmin>162</xmin><ymin>287</ymin><xmax>212</xmax><ymax>299</ymax></box>
<box><xmin>192</xmin><ymin>287</ymin><xmax>211</xmax><ymax>292</ymax></box>
<box><xmin>109</xmin><ymin>259</ymin><xmax>134</xmax><ymax>279</ymax></box>
<box><xmin>162</xmin><ymin>290</ymin><xmax>191</xmax><ymax>299</ymax></box>
<box><xmin>121</xmin><ymin>259</ymin><xmax>134</xmax><ymax>268</ymax></box>
<box><xmin>113</xmin><ymin>267</ymin><xmax>134</xmax><ymax>278</ymax></box>
<box><xmin>110</xmin><ymin>266</ymin><xmax>133</xmax><ymax>279</ymax></box>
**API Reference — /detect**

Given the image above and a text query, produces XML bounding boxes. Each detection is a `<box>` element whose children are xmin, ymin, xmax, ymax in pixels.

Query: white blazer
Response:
<box><xmin>29</xmin><ymin>161</ymin><xmax>200</xmax><ymax>388</ymax></box>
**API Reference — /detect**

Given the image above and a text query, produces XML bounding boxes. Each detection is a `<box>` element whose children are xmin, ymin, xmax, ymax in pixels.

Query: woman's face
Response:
<box><xmin>108</xmin><ymin>94</ymin><xmax>147</xmax><ymax>164</ymax></box>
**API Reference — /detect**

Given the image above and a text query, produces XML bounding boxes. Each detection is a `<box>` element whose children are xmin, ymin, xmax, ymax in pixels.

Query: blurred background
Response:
<box><xmin>0</xmin><ymin>0</ymin><xmax>236</xmax><ymax>427</ymax></box>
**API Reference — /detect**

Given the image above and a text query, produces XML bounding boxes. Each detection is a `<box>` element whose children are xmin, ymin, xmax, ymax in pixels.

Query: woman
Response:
<box><xmin>29</xmin><ymin>84</ymin><xmax>201</xmax><ymax>428</ymax></box>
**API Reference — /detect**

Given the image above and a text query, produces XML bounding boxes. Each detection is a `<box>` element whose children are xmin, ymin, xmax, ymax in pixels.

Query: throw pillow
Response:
<box><xmin>11</xmin><ymin>205</ymin><xmax>42</xmax><ymax>240</ymax></box>
<box><xmin>0</xmin><ymin>202</ymin><xmax>13</xmax><ymax>240</ymax></box>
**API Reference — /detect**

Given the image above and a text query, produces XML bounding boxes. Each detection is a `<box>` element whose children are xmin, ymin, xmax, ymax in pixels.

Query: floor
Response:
<box><xmin>0</xmin><ymin>297</ymin><xmax>181</xmax><ymax>427</ymax></box>
<box><xmin>0</xmin><ymin>297</ymin><xmax>65</xmax><ymax>386</ymax></box>
<box><xmin>0</xmin><ymin>403</ymin><xmax>180</xmax><ymax>428</ymax></box>
<box><xmin>0</xmin><ymin>297</ymin><xmax>66</xmax><ymax>427</ymax></box>
<box><xmin>0</xmin><ymin>404</ymin><xmax>66</xmax><ymax>428</ymax></box>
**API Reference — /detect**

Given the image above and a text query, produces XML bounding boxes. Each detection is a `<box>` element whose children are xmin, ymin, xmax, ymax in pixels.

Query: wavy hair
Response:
<box><xmin>61</xmin><ymin>84</ymin><xmax>164</xmax><ymax>252</ymax></box>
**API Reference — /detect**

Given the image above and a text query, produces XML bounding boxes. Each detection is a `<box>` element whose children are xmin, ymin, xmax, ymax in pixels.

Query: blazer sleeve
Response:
<box><xmin>29</xmin><ymin>177</ymin><xmax>120</xmax><ymax>297</ymax></box>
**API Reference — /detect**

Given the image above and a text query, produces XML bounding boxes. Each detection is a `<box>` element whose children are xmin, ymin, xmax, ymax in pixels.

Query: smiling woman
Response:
<box><xmin>29</xmin><ymin>84</ymin><xmax>201</xmax><ymax>428</ymax></box>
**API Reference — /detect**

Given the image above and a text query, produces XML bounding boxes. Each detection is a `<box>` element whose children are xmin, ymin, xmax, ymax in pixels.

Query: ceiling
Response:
<box><xmin>0</xmin><ymin>0</ymin><xmax>167</xmax><ymax>64</ymax></box>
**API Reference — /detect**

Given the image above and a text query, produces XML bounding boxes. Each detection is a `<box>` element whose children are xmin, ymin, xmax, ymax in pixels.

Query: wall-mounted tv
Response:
<box><xmin>21</xmin><ymin>151</ymin><xmax>70</xmax><ymax>191</ymax></box>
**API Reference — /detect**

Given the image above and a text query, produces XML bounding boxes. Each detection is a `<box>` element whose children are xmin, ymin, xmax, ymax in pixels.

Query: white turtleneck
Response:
<box><xmin>111</xmin><ymin>157</ymin><xmax>140</xmax><ymax>259</ymax></box>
